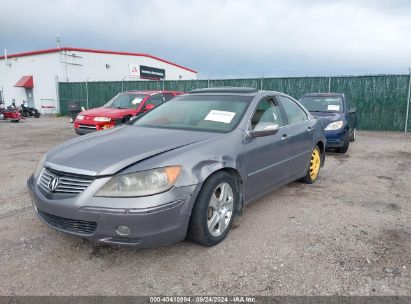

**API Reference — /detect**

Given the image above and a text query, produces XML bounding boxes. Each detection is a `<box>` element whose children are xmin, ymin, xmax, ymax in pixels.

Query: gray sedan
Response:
<box><xmin>27</xmin><ymin>88</ymin><xmax>326</xmax><ymax>247</ymax></box>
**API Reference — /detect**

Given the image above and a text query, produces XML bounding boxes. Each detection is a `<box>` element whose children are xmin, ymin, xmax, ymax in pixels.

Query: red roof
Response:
<box><xmin>0</xmin><ymin>47</ymin><xmax>197</xmax><ymax>73</ymax></box>
<box><xmin>15</xmin><ymin>75</ymin><xmax>34</xmax><ymax>88</ymax></box>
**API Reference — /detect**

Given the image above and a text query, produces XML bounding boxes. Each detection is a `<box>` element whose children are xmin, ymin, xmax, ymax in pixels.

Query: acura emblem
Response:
<box><xmin>48</xmin><ymin>177</ymin><xmax>59</xmax><ymax>192</ymax></box>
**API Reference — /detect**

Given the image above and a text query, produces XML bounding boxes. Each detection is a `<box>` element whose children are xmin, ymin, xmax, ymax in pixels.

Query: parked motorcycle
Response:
<box><xmin>0</xmin><ymin>102</ymin><xmax>21</xmax><ymax>122</ymax></box>
<box><xmin>20</xmin><ymin>101</ymin><xmax>40</xmax><ymax>118</ymax></box>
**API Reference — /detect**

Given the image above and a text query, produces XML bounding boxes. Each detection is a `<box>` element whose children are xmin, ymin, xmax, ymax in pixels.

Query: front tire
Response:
<box><xmin>349</xmin><ymin>128</ymin><xmax>356</xmax><ymax>142</ymax></box>
<box><xmin>336</xmin><ymin>138</ymin><xmax>349</xmax><ymax>153</ymax></box>
<box><xmin>301</xmin><ymin>146</ymin><xmax>321</xmax><ymax>184</ymax></box>
<box><xmin>188</xmin><ymin>171</ymin><xmax>238</xmax><ymax>246</ymax></box>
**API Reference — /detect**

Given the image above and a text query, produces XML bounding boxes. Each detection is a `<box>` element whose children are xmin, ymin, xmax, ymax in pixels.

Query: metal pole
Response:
<box><xmin>85</xmin><ymin>79</ymin><xmax>89</xmax><ymax>109</ymax></box>
<box><xmin>260</xmin><ymin>75</ymin><xmax>263</xmax><ymax>90</ymax></box>
<box><xmin>121</xmin><ymin>75</ymin><xmax>127</xmax><ymax>92</ymax></box>
<box><xmin>55</xmin><ymin>76</ymin><xmax>59</xmax><ymax>114</ymax></box>
<box><xmin>405</xmin><ymin>67</ymin><xmax>411</xmax><ymax>133</ymax></box>
<box><xmin>208</xmin><ymin>75</ymin><xmax>210</xmax><ymax>88</ymax></box>
<box><xmin>328</xmin><ymin>72</ymin><xmax>331</xmax><ymax>93</ymax></box>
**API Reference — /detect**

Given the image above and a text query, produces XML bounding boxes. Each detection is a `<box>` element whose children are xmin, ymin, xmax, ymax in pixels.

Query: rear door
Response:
<box><xmin>277</xmin><ymin>95</ymin><xmax>315</xmax><ymax>178</ymax></box>
<box><xmin>244</xmin><ymin>96</ymin><xmax>291</xmax><ymax>200</ymax></box>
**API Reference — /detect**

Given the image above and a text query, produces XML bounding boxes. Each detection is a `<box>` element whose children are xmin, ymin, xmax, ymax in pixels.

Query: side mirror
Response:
<box><xmin>143</xmin><ymin>103</ymin><xmax>155</xmax><ymax>112</ymax></box>
<box><xmin>249</xmin><ymin>123</ymin><xmax>279</xmax><ymax>138</ymax></box>
<box><xmin>348</xmin><ymin>107</ymin><xmax>357</xmax><ymax>114</ymax></box>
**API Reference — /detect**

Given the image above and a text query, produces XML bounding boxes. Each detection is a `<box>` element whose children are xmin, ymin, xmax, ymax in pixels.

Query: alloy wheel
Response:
<box><xmin>207</xmin><ymin>182</ymin><xmax>234</xmax><ymax>237</ymax></box>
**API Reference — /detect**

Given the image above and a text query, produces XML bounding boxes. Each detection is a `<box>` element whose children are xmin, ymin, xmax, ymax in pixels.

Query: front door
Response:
<box><xmin>25</xmin><ymin>88</ymin><xmax>34</xmax><ymax>107</ymax></box>
<box><xmin>244</xmin><ymin>97</ymin><xmax>291</xmax><ymax>201</ymax></box>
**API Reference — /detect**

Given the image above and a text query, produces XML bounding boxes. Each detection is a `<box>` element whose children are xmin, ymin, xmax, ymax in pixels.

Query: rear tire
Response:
<box><xmin>188</xmin><ymin>171</ymin><xmax>238</xmax><ymax>246</ymax></box>
<box><xmin>301</xmin><ymin>146</ymin><xmax>321</xmax><ymax>184</ymax></box>
<box><xmin>349</xmin><ymin>128</ymin><xmax>356</xmax><ymax>142</ymax></box>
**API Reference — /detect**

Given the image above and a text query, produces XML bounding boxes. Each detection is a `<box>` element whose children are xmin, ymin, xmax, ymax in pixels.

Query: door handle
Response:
<box><xmin>307</xmin><ymin>126</ymin><xmax>313</xmax><ymax>132</ymax></box>
<box><xmin>281</xmin><ymin>134</ymin><xmax>288</xmax><ymax>141</ymax></box>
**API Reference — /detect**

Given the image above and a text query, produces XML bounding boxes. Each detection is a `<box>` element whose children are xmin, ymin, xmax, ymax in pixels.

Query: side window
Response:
<box><xmin>250</xmin><ymin>98</ymin><xmax>284</xmax><ymax>130</ymax></box>
<box><xmin>162</xmin><ymin>93</ymin><xmax>176</xmax><ymax>101</ymax></box>
<box><xmin>146</xmin><ymin>94</ymin><xmax>164</xmax><ymax>106</ymax></box>
<box><xmin>278</xmin><ymin>96</ymin><xmax>307</xmax><ymax>125</ymax></box>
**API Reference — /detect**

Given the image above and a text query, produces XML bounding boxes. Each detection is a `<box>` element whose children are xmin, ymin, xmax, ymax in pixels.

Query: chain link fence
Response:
<box><xmin>59</xmin><ymin>74</ymin><xmax>411</xmax><ymax>132</ymax></box>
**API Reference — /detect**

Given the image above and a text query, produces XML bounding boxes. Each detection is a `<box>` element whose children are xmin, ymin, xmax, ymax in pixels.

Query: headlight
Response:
<box><xmin>94</xmin><ymin>117</ymin><xmax>111</xmax><ymax>122</ymax></box>
<box><xmin>76</xmin><ymin>114</ymin><xmax>84</xmax><ymax>120</ymax></box>
<box><xmin>33</xmin><ymin>153</ymin><xmax>47</xmax><ymax>179</ymax></box>
<box><xmin>325</xmin><ymin>120</ymin><xmax>344</xmax><ymax>131</ymax></box>
<box><xmin>95</xmin><ymin>166</ymin><xmax>182</xmax><ymax>197</ymax></box>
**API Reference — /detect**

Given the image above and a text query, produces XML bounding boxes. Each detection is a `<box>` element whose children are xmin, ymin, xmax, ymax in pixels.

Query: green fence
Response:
<box><xmin>59</xmin><ymin>74</ymin><xmax>411</xmax><ymax>132</ymax></box>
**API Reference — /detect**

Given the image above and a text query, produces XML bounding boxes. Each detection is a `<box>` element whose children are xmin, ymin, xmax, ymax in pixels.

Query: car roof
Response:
<box><xmin>125</xmin><ymin>90</ymin><xmax>184</xmax><ymax>95</ymax></box>
<box><xmin>300</xmin><ymin>93</ymin><xmax>344</xmax><ymax>97</ymax></box>
<box><xmin>188</xmin><ymin>87</ymin><xmax>284</xmax><ymax>97</ymax></box>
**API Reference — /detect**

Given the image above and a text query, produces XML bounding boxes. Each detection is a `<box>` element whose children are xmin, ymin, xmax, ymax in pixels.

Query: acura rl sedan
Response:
<box><xmin>27</xmin><ymin>87</ymin><xmax>326</xmax><ymax>247</ymax></box>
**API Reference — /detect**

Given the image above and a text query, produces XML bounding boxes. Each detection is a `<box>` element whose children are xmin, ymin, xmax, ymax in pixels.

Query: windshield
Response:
<box><xmin>104</xmin><ymin>93</ymin><xmax>146</xmax><ymax>109</ymax></box>
<box><xmin>132</xmin><ymin>95</ymin><xmax>252</xmax><ymax>133</ymax></box>
<box><xmin>299</xmin><ymin>96</ymin><xmax>344</xmax><ymax>113</ymax></box>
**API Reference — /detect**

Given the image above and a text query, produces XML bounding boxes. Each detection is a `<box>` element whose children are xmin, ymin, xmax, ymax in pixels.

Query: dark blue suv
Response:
<box><xmin>299</xmin><ymin>93</ymin><xmax>357</xmax><ymax>153</ymax></box>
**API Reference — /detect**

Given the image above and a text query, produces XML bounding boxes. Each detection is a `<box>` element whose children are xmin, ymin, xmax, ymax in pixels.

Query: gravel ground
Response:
<box><xmin>0</xmin><ymin>117</ymin><xmax>410</xmax><ymax>296</ymax></box>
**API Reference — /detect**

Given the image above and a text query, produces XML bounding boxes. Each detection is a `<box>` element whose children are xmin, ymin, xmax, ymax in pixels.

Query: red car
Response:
<box><xmin>74</xmin><ymin>90</ymin><xmax>184</xmax><ymax>135</ymax></box>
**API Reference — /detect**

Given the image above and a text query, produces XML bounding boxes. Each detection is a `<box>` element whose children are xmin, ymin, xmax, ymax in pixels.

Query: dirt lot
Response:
<box><xmin>0</xmin><ymin>117</ymin><xmax>410</xmax><ymax>296</ymax></box>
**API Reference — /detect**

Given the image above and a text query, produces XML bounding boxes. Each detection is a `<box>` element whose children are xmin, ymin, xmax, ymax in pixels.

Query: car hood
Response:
<box><xmin>310</xmin><ymin>111</ymin><xmax>344</xmax><ymax>128</ymax></box>
<box><xmin>80</xmin><ymin>107</ymin><xmax>132</xmax><ymax>118</ymax></box>
<box><xmin>47</xmin><ymin>126</ymin><xmax>219</xmax><ymax>176</ymax></box>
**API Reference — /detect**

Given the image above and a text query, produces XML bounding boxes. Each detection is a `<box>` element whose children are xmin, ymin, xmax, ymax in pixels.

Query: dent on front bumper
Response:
<box><xmin>27</xmin><ymin>174</ymin><xmax>201</xmax><ymax>247</ymax></box>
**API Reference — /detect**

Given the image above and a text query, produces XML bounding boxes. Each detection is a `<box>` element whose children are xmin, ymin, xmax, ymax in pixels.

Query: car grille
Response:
<box><xmin>78</xmin><ymin>124</ymin><xmax>96</xmax><ymax>130</ymax></box>
<box><xmin>38</xmin><ymin>209</ymin><xmax>97</xmax><ymax>235</ymax></box>
<box><xmin>38</xmin><ymin>168</ymin><xmax>93</xmax><ymax>196</ymax></box>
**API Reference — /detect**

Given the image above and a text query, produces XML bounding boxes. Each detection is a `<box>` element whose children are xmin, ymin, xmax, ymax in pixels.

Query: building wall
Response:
<box><xmin>0</xmin><ymin>50</ymin><xmax>196</xmax><ymax>111</ymax></box>
<box><xmin>0</xmin><ymin>53</ymin><xmax>60</xmax><ymax>111</ymax></box>
<box><xmin>59</xmin><ymin>50</ymin><xmax>196</xmax><ymax>82</ymax></box>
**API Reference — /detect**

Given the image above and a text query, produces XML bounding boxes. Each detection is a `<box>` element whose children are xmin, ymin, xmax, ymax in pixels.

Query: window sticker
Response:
<box><xmin>327</xmin><ymin>105</ymin><xmax>340</xmax><ymax>111</ymax></box>
<box><xmin>204</xmin><ymin>110</ymin><xmax>236</xmax><ymax>124</ymax></box>
<box><xmin>131</xmin><ymin>97</ymin><xmax>143</xmax><ymax>105</ymax></box>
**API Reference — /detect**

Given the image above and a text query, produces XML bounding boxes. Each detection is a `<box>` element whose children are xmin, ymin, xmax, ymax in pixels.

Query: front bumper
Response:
<box><xmin>74</xmin><ymin>121</ymin><xmax>116</xmax><ymax>135</ymax></box>
<box><xmin>27</xmin><ymin>174</ymin><xmax>201</xmax><ymax>247</ymax></box>
<box><xmin>325</xmin><ymin>129</ymin><xmax>348</xmax><ymax>148</ymax></box>
<box><xmin>74</xmin><ymin>126</ymin><xmax>96</xmax><ymax>135</ymax></box>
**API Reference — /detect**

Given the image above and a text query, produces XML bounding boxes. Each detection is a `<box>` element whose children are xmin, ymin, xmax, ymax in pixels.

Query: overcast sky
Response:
<box><xmin>1</xmin><ymin>0</ymin><xmax>410</xmax><ymax>77</ymax></box>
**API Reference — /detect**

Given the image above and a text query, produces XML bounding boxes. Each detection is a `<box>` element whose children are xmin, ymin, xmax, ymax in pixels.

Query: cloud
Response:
<box><xmin>1</xmin><ymin>0</ymin><xmax>410</xmax><ymax>77</ymax></box>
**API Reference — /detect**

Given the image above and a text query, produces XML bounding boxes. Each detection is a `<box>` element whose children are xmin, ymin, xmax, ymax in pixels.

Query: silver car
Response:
<box><xmin>28</xmin><ymin>88</ymin><xmax>326</xmax><ymax>247</ymax></box>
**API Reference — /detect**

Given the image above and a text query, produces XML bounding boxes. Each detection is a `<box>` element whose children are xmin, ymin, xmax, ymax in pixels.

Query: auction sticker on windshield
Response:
<box><xmin>327</xmin><ymin>105</ymin><xmax>340</xmax><ymax>111</ymax></box>
<box><xmin>131</xmin><ymin>97</ymin><xmax>143</xmax><ymax>105</ymax></box>
<box><xmin>204</xmin><ymin>110</ymin><xmax>236</xmax><ymax>123</ymax></box>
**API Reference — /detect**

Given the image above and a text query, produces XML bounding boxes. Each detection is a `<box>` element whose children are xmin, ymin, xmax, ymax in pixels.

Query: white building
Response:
<box><xmin>0</xmin><ymin>47</ymin><xmax>197</xmax><ymax>112</ymax></box>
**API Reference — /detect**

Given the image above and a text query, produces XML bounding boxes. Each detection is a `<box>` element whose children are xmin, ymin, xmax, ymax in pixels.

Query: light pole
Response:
<box><xmin>121</xmin><ymin>75</ymin><xmax>127</xmax><ymax>92</ymax></box>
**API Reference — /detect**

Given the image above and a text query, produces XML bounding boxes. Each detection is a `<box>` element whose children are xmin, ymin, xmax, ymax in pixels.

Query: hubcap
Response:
<box><xmin>207</xmin><ymin>182</ymin><xmax>234</xmax><ymax>237</ymax></box>
<box><xmin>309</xmin><ymin>148</ymin><xmax>321</xmax><ymax>180</ymax></box>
